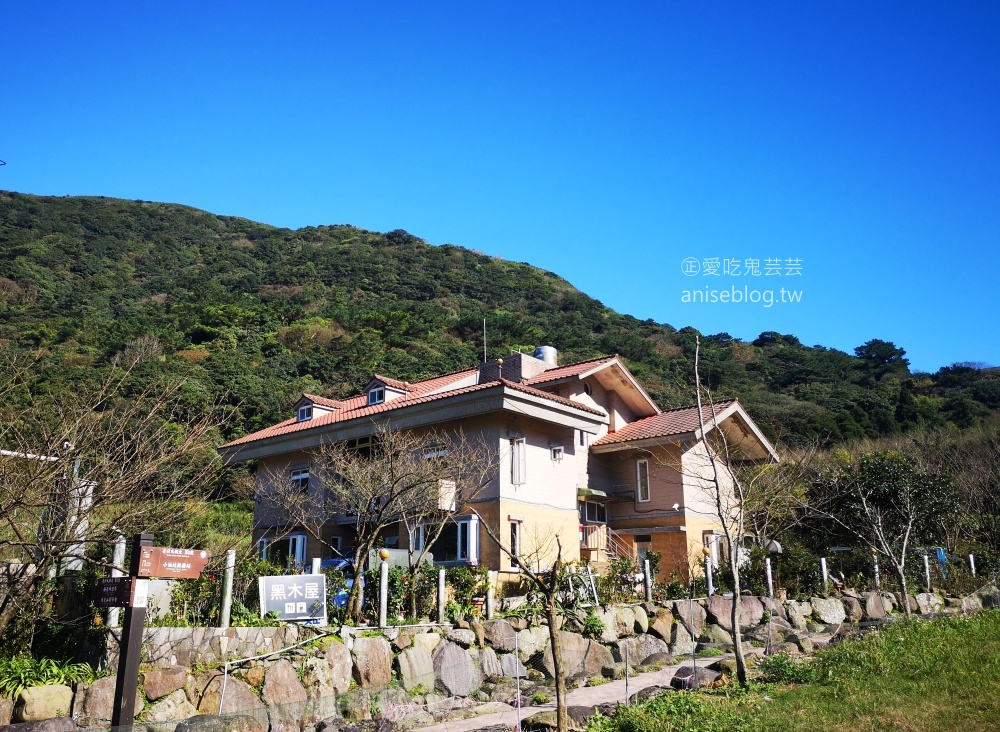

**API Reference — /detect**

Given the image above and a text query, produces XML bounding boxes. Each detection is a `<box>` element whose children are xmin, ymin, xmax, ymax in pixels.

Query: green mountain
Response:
<box><xmin>1</xmin><ymin>190</ymin><xmax>997</xmax><ymax>445</ymax></box>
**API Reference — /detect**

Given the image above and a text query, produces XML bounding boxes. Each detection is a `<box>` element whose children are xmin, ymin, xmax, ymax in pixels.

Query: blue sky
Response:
<box><xmin>3</xmin><ymin>2</ymin><xmax>998</xmax><ymax>372</ymax></box>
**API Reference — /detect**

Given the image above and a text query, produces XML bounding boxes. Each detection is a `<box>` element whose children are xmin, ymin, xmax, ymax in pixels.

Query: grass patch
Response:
<box><xmin>587</xmin><ymin>612</ymin><xmax>1000</xmax><ymax>732</ymax></box>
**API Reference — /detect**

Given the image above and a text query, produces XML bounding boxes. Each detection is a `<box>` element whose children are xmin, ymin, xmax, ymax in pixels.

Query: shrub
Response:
<box><xmin>755</xmin><ymin>653</ymin><xmax>818</xmax><ymax>684</ymax></box>
<box><xmin>582</xmin><ymin>612</ymin><xmax>606</xmax><ymax>639</ymax></box>
<box><xmin>0</xmin><ymin>657</ymin><xmax>99</xmax><ymax>698</ymax></box>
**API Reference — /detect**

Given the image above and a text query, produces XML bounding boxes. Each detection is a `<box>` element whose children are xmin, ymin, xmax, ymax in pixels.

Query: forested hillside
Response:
<box><xmin>1</xmin><ymin>191</ymin><xmax>997</xmax><ymax>446</ymax></box>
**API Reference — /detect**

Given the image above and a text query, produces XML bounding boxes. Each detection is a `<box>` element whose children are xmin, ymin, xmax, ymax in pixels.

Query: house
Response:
<box><xmin>218</xmin><ymin>347</ymin><xmax>778</xmax><ymax>583</ymax></box>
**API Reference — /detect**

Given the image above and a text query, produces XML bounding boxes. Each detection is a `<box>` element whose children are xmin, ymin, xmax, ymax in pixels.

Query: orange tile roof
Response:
<box><xmin>525</xmin><ymin>355</ymin><xmax>618</xmax><ymax>385</ymax></box>
<box><xmin>302</xmin><ymin>393</ymin><xmax>342</xmax><ymax>409</ymax></box>
<box><xmin>221</xmin><ymin>371</ymin><xmax>605</xmax><ymax>450</ymax></box>
<box><xmin>372</xmin><ymin>374</ymin><xmax>410</xmax><ymax>391</ymax></box>
<box><xmin>592</xmin><ymin>399</ymin><xmax>738</xmax><ymax>446</ymax></box>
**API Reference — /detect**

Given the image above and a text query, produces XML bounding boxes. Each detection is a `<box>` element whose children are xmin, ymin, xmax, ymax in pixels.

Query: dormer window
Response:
<box><xmin>297</xmin><ymin>404</ymin><xmax>313</xmax><ymax>422</ymax></box>
<box><xmin>367</xmin><ymin>387</ymin><xmax>386</xmax><ymax>405</ymax></box>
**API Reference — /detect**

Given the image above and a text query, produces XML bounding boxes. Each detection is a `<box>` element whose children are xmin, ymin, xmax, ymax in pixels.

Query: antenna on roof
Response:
<box><xmin>483</xmin><ymin>318</ymin><xmax>487</xmax><ymax>362</ymax></box>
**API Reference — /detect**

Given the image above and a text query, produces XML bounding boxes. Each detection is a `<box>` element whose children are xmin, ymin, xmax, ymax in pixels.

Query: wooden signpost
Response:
<box><xmin>98</xmin><ymin>534</ymin><xmax>210</xmax><ymax>728</ymax></box>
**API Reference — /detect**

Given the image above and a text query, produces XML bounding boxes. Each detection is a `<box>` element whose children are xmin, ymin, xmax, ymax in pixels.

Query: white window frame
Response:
<box><xmin>582</xmin><ymin>501</ymin><xmax>607</xmax><ymax>524</ymax></box>
<box><xmin>511</xmin><ymin>437</ymin><xmax>526</xmax><ymax>485</ymax></box>
<box><xmin>297</xmin><ymin>404</ymin><xmax>313</xmax><ymax>421</ymax></box>
<box><xmin>637</xmin><ymin>459</ymin><xmax>650</xmax><ymax>503</ymax></box>
<box><xmin>428</xmin><ymin>515</ymin><xmax>480</xmax><ymax>565</ymax></box>
<box><xmin>329</xmin><ymin>536</ymin><xmax>342</xmax><ymax>555</ymax></box>
<box><xmin>290</xmin><ymin>468</ymin><xmax>310</xmax><ymax>493</ymax></box>
<box><xmin>367</xmin><ymin>386</ymin><xmax>385</xmax><ymax>405</ymax></box>
<box><xmin>423</xmin><ymin>442</ymin><xmax>449</xmax><ymax>459</ymax></box>
<box><xmin>259</xmin><ymin>532</ymin><xmax>307</xmax><ymax>566</ymax></box>
<box><xmin>509</xmin><ymin>521</ymin><xmax>521</xmax><ymax>565</ymax></box>
<box><xmin>579</xmin><ymin>430</ymin><xmax>588</xmax><ymax>447</ymax></box>
<box><xmin>550</xmin><ymin>445</ymin><xmax>564</xmax><ymax>462</ymax></box>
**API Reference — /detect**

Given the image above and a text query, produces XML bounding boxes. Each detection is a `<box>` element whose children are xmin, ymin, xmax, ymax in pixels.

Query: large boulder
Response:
<box><xmin>671</xmin><ymin>600</ymin><xmax>706</xmax><ymax>638</ymax></box>
<box><xmin>433</xmin><ymin>641</ymin><xmax>483</xmax><ymax>697</ymax></box>
<box><xmin>862</xmin><ymin>592</ymin><xmax>886</xmax><ymax>621</ymax></box>
<box><xmin>541</xmin><ymin>632</ymin><xmax>614</xmax><ymax>679</ymax></box>
<box><xmin>142</xmin><ymin>666</ymin><xmax>189</xmax><ymax>702</ymax></box>
<box><xmin>669</xmin><ymin>620</ymin><xmax>696</xmax><ymax>657</ymax></box>
<box><xmin>613</xmin><ymin>607</ymin><xmax>636</xmax><ymax>637</ymax></box>
<box><xmin>810</xmin><ymin>597</ymin><xmax>846</xmax><ymax>625</ymax></box>
<box><xmin>80</xmin><ymin>674</ymin><xmax>139</xmax><ymax>726</ymax></box>
<box><xmin>977</xmin><ymin>585</ymin><xmax>1000</xmax><ymax>609</ymax></box>
<box><xmin>705</xmin><ymin>595</ymin><xmax>764</xmax><ymax>631</ymax></box>
<box><xmin>144</xmin><ymin>688</ymin><xmax>199</xmax><ymax>724</ymax></box>
<box><xmin>177</xmin><ymin>715</ymin><xmax>266</xmax><ymax>732</ymax></box>
<box><xmin>894</xmin><ymin>593</ymin><xmax>919</xmax><ymax>614</ymax></box>
<box><xmin>446</xmin><ymin>629</ymin><xmax>477</xmax><ymax>648</ymax></box>
<box><xmin>298</xmin><ymin>656</ymin><xmax>339</xmax><ymax>722</ymax></box>
<box><xmin>759</xmin><ymin>596</ymin><xmax>787</xmax><ymax>622</ymax></box>
<box><xmin>596</xmin><ymin>608</ymin><xmax>619</xmax><ymax>643</ymax></box>
<box><xmin>669</xmin><ymin>666</ymin><xmax>720</xmax><ymax>690</ymax></box>
<box><xmin>396</xmin><ymin>646</ymin><xmax>435</xmax><ymax>692</ymax></box>
<box><xmin>0</xmin><ymin>720</ymin><xmax>75</xmax><ymax>732</ymax></box>
<box><xmin>699</xmin><ymin>624</ymin><xmax>733</xmax><ymax>645</ymax></box>
<box><xmin>324</xmin><ymin>641</ymin><xmax>354</xmax><ymax>693</ymax></box>
<box><xmin>473</xmin><ymin>647</ymin><xmax>504</xmax><ymax>681</ymax></box>
<box><xmin>411</xmin><ymin>632</ymin><xmax>441</xmax><ymax>655</ymax></box>
<box><xmin>632</xmin><ymin>605</ymin><xmax>649</xmax><ymax>634</ymax></box>
<box><xmin>262</xmin><ymin>659</ymin><xmax>309</xmax><ymax>732</ymax></box>
<box><xmin>482</xmin><ymin>620</ymin><xmax>517</xmax><ymax>653</ymax></box>
<box><xmin>351</xmin><ymin>637</ymin><xmax>393</xmax><ymax>689</ymax></box>
<box><xmin>785</xmin><ymin>600</ymin><xmax>812</xmax><ymax>630</ymax></box>
<box><xmin>961</xmin><ymin>595</ymin><xmax>983</xmax><ymax>613</ymax></box>
<box><xmin>15</xmin><ymin>685</ymin><xmax>74</xmax><ymax>723</ymax></box>
<box><xmin>916</xmin><ymin>593</ymin><xmax>944</xmax><ymax>615</ymax></box>
<box><xmin>501</xmin><ymin>653</ymin><xmax>528</xmax><ymax>678</ymax></box>
<box><xmin>197</xmin><ymin>675</ymin><xmax>266</xmax><ymax>722</ymax></box>
<box><xmin>0</xmin><ymin>698</ymin><xmax>12</xmax><ymax>726</ymax></box>
<box><xmin>614</xmin><ymin>634</ymin><xmax>669</xmax><ymax>666</ymax></box>
<box><xmin>516</xmin><ymin>626</ymin><xmax>550</xmax><ymax>662</ymax></box>
<box><xmin>841</xmin><ymin>596</ymin><xmax>863</xmax><ymax>623</ymax></box>
<box><xmin>648</xmin><ymin>608</ymin><xmax>674</xmax><ymax>642</ymax></box>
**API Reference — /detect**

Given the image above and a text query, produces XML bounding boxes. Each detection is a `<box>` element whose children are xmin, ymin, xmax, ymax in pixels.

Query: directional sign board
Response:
<box><xmin>93</xmin><ymin>577</ymin><xmax>133</xmax><ymax>607</ymax></box>
<box><xmin>138</xmin><ymin>547</ymin><xmax>211</xmax><ymax>579</ymax></box>
<box><xmin>259</xmin><ymin>574</ymin><xmax>327</xmax><ymax>624</ymax></box>
<box><xmin>92</xmin><ymin>577</ymin><xmax>150</xmax><ymax>608</ymax></box>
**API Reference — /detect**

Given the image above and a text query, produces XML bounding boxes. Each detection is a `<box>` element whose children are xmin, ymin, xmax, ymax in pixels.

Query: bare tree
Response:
<box><xmin>809</xmin><ymin>449</ymin><xmax>958</xmax><ymax>615</ymax></box>
<box><xmin>473</xmin><ymin>515</ymin><xmax>572</xmax><ymax>732</ymax></box>
<box><xmin>258</xmin><ymin>422</ymin><xmax>497</xmax><ymax>622</ymax></box>
<box><xmin>0</xmin><ymin>362</ymin><xmax>224</xmax><ymax>643</ymax></box>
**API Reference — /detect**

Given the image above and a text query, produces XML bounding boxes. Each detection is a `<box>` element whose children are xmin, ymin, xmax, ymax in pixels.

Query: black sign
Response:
<box><xmin>92</xmin><ymin>577</ymin><xmax>133</xmax><ymax>607</ymax></box>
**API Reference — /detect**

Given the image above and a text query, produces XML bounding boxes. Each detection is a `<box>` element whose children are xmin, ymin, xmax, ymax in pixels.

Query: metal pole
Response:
<box><xmin>515</xmin><ymin>631</ymin><xmax>521</xmax><ymax>732</ymax></box>
<box><xmin>969</xmin><ymin>554</ymin><xmax>976</xmax><ymax>577</ymax></box>
<box><xmin>486</xmin><ymin>570</ymin><xmax>497</xmax><ymax>620</ymax></box>
<box><xmin>923</xmin><ymin>553</ymin><xmax>932</xmax><ymax>593</ymax></box>
<box><xmin>820</xmin><ymin>557</ymin><xmax>829</xmax><ymax>596</ymax></box>
<box><xmin>111</xmin><ymin>533</ymin><xmax>154</xmax><ymax>728</ymax></box>
<box><xmin>873</xmin><ymin>554</ymin><xmax>880</xmax><ymax>591</ymax></box>
<box><xmin>586</xmin><ymin>566</ymin><xmax>599</xmax><ymax>606</ymax></box>
<box><xmin>108</xmin><ymin>535</ymin><xmax>126</xmax><ymax>628</ymax></box>
<box><xmin>220</xmin><ymin>549</ymin><xmax>236</xmax><ymax>629</ymax></box>
<box><xmin>437</xmin><ymin>568</ymin><xmax>446</xmax><ymax>624</ymax></box>
<box><xmin>624</xmin><ymin>641</ymin><xmax>629</xmax><ymax>705</ymax></box>
<box><xmin>643</xmin><ymin>559</ymin><xmax>653</xmax><ymax>603</ymax></box>
<box><xmin>705</xmin><ymin>557</ymin><xmax>714</xmax><ymax>596</ymax></box>
<box><xmin>689</xmin><ymin>580</ymin><xmax>696</xmax><ymax>684</ymax></box>
<box><xmin>765</xmin><ymin>557</ymin><xmax>774</xmax><ymax>598</ymax></box>
<box><xmin>379</xmin><ymin>560</ymin><xmax>389</xmax><ymax>628</ymax></box>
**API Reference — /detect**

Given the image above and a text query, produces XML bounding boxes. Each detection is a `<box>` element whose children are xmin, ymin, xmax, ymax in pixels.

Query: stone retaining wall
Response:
<box><xmin>2</xmin><ymin>584</ymin><xmax>996</xmax><ymax>732</ymax></box>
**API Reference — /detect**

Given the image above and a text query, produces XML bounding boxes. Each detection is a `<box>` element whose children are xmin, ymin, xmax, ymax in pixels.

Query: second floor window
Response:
<box><xmin>297</xmin><ymin>404</ymin><xmax>313</xmax><ymax>421</ymax></box>
<box><xmin>367</xmin><ymin>387</ymin><xmax>385</xmax><ymax>405</ymax></box>
<box><xmin>290</xmin><ymin>468</ymin><xmax>309</xmax><ymax>493</ymax></box>
<box><xmin>637</xmin><ymin>459</ymin><xmax>650</xmax><ymax>502</ymax></box>
<box><xmin>511</xmin><ymin>437</ymin><xmax>526</xmax><ymax>485</ymax></box>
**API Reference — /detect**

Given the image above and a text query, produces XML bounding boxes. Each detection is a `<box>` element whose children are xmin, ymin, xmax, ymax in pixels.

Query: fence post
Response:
<box><xmin>379</xmin><ymin>560</ymin><xmax>389</xmax><ymax>628</ymax></box>
<box><xmin>515</xmin><ymin>631</ymin><xmax>521</xmax><ymax>731</ymax></box>
<box><xmin>643</xmin><ymin>559</ymin><xmax>653</xmax><ymax>603</ymax></box>
<box><xmin>923</xmin><ymin>553</ymin><xmax>932</xmax><ymax>593</ymax></box>
<box><xmin>873</xmin><ymin>553</ymin><xmax>880</xmax><ymax>591</ymax></box>
<box><xmin>486</xmin><ymin>571</ymin><xmax>497</xmax><ymax>619</ymax></box>
<box><xmin>311</xmin><ymin>557</ymin><xmax>321</xmax><ymax>575</ymax></box>
<box><xmin>437</xmin><ymin>568</ymin><xmax>446</xmax><ymax>624</ymax></box>
<box><xmin>765</xmin><ymin>557</ymin><xmax>774</xmax><ymax>598</ymax></box>
<box><xmin>820</xmin><ymin>557</ymin><xmax>829</xmax><ymax>596</ymax></box>
<box><xmin>220</xmin><ymin>549</ymin><xmax>236</xmax><ymax>629</ymax></box>
<box><xmin>108</xmin><ymin>534</ymin><xmax>126</xmax><ymax>628</ymax></box>
<box><xmin>705</xmin><ymin>557</ymin><xmax>714</xmax><ymax>597</ymax></box>
<box><xmin>969</xmin><ymin>554</ymin><xmax>976</xmax><ymax>577</ymax></box>
<box><xmin>624</xmin><ymin>641</ymin><xmax>629</xmax><ymax>705</ymax></box>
